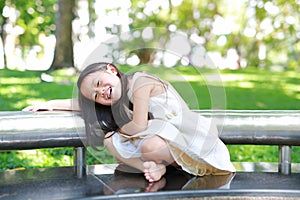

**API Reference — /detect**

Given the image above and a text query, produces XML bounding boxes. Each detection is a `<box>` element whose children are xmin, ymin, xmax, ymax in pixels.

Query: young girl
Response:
<box><xmin>24</xmin><ymin>62</ymin><xmax>235</xmax><ymax>182</ymax></box>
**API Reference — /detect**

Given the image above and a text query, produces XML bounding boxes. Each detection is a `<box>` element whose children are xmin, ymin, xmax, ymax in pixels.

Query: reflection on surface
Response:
<box><xmin>100</xmin><ymin>165</ymin><xmax>235</xmax><ymax>195</ymax></box>
<box><xmin>88</xmin><ymin>162</ymin><xmax>300</xmax><ymax>195</ymax></box>
<box><xmin>182</xmin><ymin>173</ymin><xmax>235</xmax><ymax>190</ymax></box>
<box><xmin>1</xmin><ymin>163</ymin><xmax>300</xmax><ymax>200</ymax></box>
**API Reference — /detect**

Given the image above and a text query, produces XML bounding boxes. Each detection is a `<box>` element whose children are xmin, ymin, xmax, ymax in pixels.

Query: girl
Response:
<box><xmin>24</xmin><ymin>62</ymin><xmax>235</xmax><ymax>182</ymax></box>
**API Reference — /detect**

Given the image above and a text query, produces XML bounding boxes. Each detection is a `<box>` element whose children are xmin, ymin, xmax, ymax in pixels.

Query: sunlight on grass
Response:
<box><xmin>165</xmin><ymin>74</ymin><xmax>205</xmax><ymax>82</ymax></box>
<box><xmin>25</xmin><ymin>98</ymin><xmax>49</xmax><ymax>105</ymax></box>
<box><xmin>0</xmin><ymin>77</ymin><xmax>40</xmax><ymax>84</ymax></box>
<box><xmin>283</xmin><ymin>83</ymin><xmax>300</xmax><ymax>99</ymax></box>
<box><xmin>218</xmin><ymin>69</ymin><xmax>300</xmax><ymax>109</ymax></box>
<box><xmin>1</xmin><ymin>86</ymin><xmax>40</xmax><ymax>97</ymax></box>
<box><xmin>236</xmin><ymin>81</ymin><xmax>255</xmax><ymax>89</ymax></box>
<box><xmin>219</xmin><ymin>74</ymin><xmax>246</xmax><ymax>82</ymax></box>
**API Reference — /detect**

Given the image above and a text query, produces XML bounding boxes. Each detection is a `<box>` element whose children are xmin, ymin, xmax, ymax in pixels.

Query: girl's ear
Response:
<box><xmin>106</xmin><ymin>64</ymin><xmax>118</xmax><ymax>75</ymax></box>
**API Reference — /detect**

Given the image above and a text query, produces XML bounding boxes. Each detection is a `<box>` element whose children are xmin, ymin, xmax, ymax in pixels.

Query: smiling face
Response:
<box><xmin>80</xmin><ymin>64</ymin><xmax>122</xmax><ymax>106</ymax></box>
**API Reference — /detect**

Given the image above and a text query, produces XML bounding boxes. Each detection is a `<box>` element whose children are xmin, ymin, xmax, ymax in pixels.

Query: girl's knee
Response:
<box><xmin>141</xmin><ymin>136</ymin><xmax>174</xmax><ymax>164</ymax></box>
<box><xmin>142</xmin><ymin>136</ymin><xmax>167</xmax><ymax>154</ymax></box>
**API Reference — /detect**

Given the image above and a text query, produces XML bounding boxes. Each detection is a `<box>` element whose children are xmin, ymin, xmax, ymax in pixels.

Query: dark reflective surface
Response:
<box><xmin>98</xmin><ymin>165</ymin><xmax>235</xmax><ymax>195</ymax></box>
<box><xmin>1</xmin><ymin>163</ymin><xmax>300</xmax><ymax>200</ymax></box>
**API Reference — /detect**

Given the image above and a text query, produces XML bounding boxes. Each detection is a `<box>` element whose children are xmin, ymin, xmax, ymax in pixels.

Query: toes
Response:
<box><xmin>143</xmin><ymin>162</ymin><xmax>166</xmax><ymax>183</ymax></box>
<box><xmin>145</xmin><ymin>174</ymin><xmax>153</xmax><ymax>182</ymax></box>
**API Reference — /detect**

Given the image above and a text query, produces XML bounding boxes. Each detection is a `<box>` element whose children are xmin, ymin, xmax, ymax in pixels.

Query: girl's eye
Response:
<box><xmin>95</xmin><ymin>81</ymin><xmax>100</xmax><ymax>100</ymax></box>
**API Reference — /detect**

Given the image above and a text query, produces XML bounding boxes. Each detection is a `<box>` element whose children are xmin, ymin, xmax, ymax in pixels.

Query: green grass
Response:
<box><xmin>0</xmin><ymin>66</ymin><xmax>299</xmax><ymax>171</ymax></box>
<box><xmin>0</xmin><ymin>69</ymin><xmax>77</xmax><ymax>110</ymax></box>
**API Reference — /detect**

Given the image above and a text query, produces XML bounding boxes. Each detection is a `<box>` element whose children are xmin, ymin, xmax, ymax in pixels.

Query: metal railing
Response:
<box><xmin>0</xmin><ymin>110</ymin><xmax>299</xmax><ymax>176</ymax></box>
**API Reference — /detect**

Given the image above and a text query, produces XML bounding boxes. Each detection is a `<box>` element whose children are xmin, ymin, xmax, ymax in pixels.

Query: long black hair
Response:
<box><xmin>77</xmin><ymin>62</ymin><xmax>132</xmax><ymax>147</ymax></box>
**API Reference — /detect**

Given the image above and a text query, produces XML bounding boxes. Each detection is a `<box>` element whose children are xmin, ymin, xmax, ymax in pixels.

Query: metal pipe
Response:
<box><xmin>278</xmin><ymin>145</ymin><xmax>291</xmax><ymax>175</ymax></box>
<box><xmin>74</xmin><ymin>147</ymin><xmax>86</xmax><ymax>178</ymax></box>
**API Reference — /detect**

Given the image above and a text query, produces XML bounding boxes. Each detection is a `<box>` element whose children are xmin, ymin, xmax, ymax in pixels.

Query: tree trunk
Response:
<box><xmin>49</xmin><ymin>0</ymin><xmax>75</xmax><ymax>71</ymax></box>
<box><xmin>0</xmin><ymin>16</ymin><xmax>8</xmax><ymax>69</ymax></box>
<box><xmin>0</xmin><ymin>0</ymin><xmax>8</xmax><ymax>69</ymax></box>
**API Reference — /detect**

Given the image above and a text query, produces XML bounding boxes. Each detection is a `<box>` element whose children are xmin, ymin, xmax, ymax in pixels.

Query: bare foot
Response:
<box><xmin>143</xmin><ymin>161</ymin><xmax>166</xmax><ymax>182</ymax></box>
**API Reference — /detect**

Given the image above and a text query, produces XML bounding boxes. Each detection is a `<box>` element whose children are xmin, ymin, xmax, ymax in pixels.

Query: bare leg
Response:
<box><xmin>104</xmin><ymin>136</ymin><xmax>145</xmax><ymax>173</ymax></box>
<box><xmin>141</xmin><ymin>135</ymin><xmax>174</xmax><ymax>164</ymax></box>
<box><xmin>104</xmin><ymin>136</ymin><xmax>168</xmax><ymax>182</ymax></box>
<box><xmin>141</xmin><ymin>136</ymin><xmax>177</xmax><ymax>182</ymax></box>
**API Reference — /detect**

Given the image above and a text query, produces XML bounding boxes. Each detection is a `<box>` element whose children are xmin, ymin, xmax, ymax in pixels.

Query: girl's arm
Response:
<box><xmin>119</xmin><ymin>77</ymin><xmax>163</xmax><ymax>135</ymax></box>
<box><xmin>22</xmin><ymin>98</ymin><xmax>80</xmax><ymax>112</ymax></box>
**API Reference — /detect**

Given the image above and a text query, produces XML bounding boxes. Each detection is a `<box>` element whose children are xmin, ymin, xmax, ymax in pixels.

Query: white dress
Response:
<box><xmin>112</xmin><ymin>72</ymin><xmax>236</xmax><ymax>176</ymax></box>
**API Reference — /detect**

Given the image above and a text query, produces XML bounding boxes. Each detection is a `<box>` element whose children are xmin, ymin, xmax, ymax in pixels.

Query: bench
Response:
<box><xmin>1</xmin><ymin>110</ymin><xmax>300</xmax><ymax>175</ymax></box>
<box><xmin>0</xmin><ymin>111</ymin><xmax>86</xmax><ymax>177</ymax></box>
<box><xmin>198</xmin><ymin>110</ymin><xmax>300</xmax><ymax>175</ymax></box>
<box><xmin>1</xmin><ymin>110</ymin><xmax>300</xmax><ymax>199</ymax></box>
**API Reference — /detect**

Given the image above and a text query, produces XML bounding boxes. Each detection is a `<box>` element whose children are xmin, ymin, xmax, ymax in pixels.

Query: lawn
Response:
<box><xmin>0</xmin><ymin>65</ymin><xmax>299</xmax><ymax>171</ymax></box>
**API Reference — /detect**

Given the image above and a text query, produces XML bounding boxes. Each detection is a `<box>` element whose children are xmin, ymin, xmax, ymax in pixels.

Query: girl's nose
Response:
<box><xmin>95</xmin><ymin>87</ymin><xmax>104</xmax><ymax>96</ymax></box>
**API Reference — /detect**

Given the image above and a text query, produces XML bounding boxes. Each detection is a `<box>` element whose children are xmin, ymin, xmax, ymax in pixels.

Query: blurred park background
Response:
<box><xmin>0</xmin><ymin>0</ymin><xmax>299</xmax><ymax>171</ymax></box>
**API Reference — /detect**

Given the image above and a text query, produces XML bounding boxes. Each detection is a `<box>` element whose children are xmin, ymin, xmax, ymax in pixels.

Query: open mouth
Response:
<box><xmin>105</xmin><ymin>86</ymin><xmax>112</xmax><ymax>100</ymax></box>
<box><xmin>108</xmin><ymin>87</ymin><xmax>112</xmax><ymax>99</ymax></box>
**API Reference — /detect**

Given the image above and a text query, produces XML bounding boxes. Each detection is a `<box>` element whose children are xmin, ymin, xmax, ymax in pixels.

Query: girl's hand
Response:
<box><xmin>22</xmin><ymin>99</ymin><xmax>79</xmax><ymax>112</ymax></box>
<box><xmin>22</xmin><ymin>102</ymin><xmax>54</xmax><ymax>112</ymax></box>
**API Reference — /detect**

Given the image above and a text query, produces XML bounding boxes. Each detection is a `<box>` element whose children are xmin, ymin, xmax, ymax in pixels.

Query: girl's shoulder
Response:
<box><xmin>133</xmin><ymin>71</ymin><xmax>166</xmax><ymax>82</ymax></box>
<box><xmin>132</xmin><ymin>71</ymin><xmax>157</xmax><ymax>79</ymax></box>
<box><xmin>132</xmin><ymin>71</ymin><xmax>167</xmax><ymax>87</ymax></box>
<box><xmin>128</xmin><ymin>72</ymin><xmax>167</xmax><ymax>97</ymax></box>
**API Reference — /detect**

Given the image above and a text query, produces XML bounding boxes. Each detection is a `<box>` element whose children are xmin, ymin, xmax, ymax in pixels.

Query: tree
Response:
<box><xmin>0</xmin><ymin>1</ymin><xmax>8</xmax><ymax>68</ymax></box>
<box><xmin>49</xmin><ymin>0</ymin><xmax>75</xmax><ymax>71</ymax></box>
<box><xmin>1</xmin><ymin>0</ymin><xmax>56</xmax><ymax>69</ymax></box>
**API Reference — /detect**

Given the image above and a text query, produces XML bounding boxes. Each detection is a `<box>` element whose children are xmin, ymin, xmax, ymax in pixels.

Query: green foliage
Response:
<box><xmin>0</xmin><ymin>151</ymin><xmax>30</xmax><ymax>171</ymax></box>
<box><xmin>14</xmin><ymin>0</ymin><xmax>56</xmax><ymax>46</ymax></box>
<box><xmin>0</xmin><ymin>66</ymin><xmax>299</xmax><ymax>171</ymax></box>
<box><xmin>228</xmin><ymin>145</ymin><xmax>279</xmax><ymax>162</ymax></box>
<box><xmin>2</xmin><ymin>0</ymin><xmax>299</xmax><ymax>70</ymax></box>
<box><xmin>127</xmin><ymin>0</ymin><xmax>300</xmax><ymax>69</ymax></box>
<box><xmin>0</xmin><ymin>148</ymin><xmax>73</xmax><ymax>171</ymax></box>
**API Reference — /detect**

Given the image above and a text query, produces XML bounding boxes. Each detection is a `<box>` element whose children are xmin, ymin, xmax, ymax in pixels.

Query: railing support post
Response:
<box><xmin>74</xmin><ymin>147</ymin><xmax>86</xmax><ymax>178</ymax></box>
<box><xmin>278</xmin><ymin>145</ymin><xmax>291</xmax><ymax>175</ymax></box>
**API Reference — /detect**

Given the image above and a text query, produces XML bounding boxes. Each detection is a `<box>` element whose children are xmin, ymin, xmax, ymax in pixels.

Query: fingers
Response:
<box><xmin>22</xmin><ymin>106</ymin><xmax>36</xmax><ymax>112</ymax></box>
<box><xmin>22</xmin><ymin>103</ymin><xmax>53</xmax><ymax>112</ymax></box>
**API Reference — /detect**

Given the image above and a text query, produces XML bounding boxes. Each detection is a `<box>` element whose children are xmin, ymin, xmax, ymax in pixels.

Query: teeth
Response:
<box><xmin>108</xmin><ymin>87</ymin><xmax>112</xmax><ymax>99</ymax></box>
